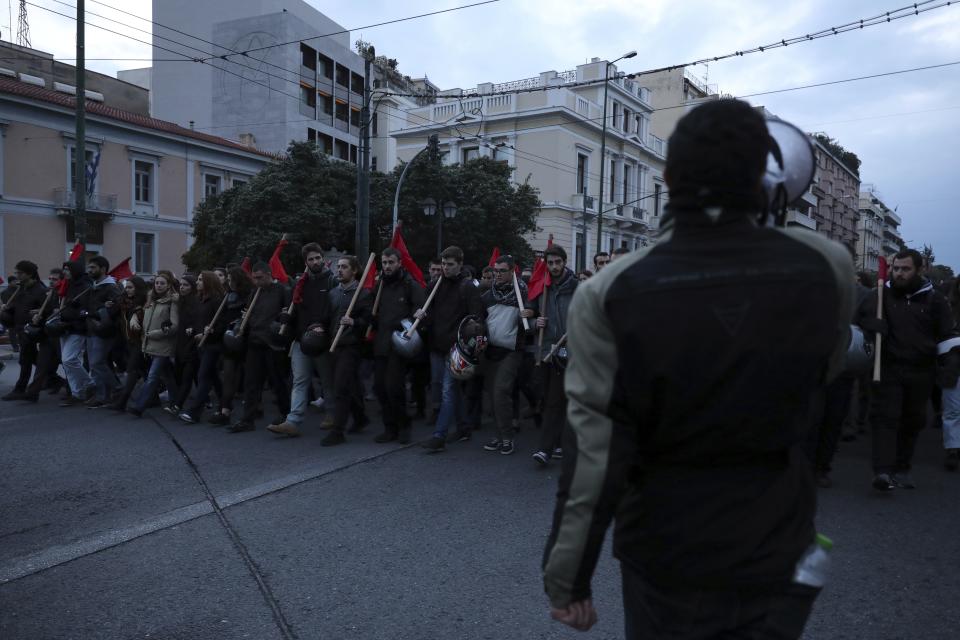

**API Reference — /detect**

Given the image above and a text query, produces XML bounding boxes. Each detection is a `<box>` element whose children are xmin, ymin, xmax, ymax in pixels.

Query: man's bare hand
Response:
<box><xmin>413</xmin><ymin>308</ymin><xmax>426</xmax><ymax>320</ymax></box>
<box><xmin>550</xmin><ymin>599</ymin><xmax>597</xmax><ymax>632</ymax></box>
<box><xmin>535</xmin><ymin>317</ymin><xmax>547</xmax><ymax>329</ymax></box>
<box><xmin>520</xmin><ymin>309</ymin><xmax>535</xmax><ymax>319</ymax></box>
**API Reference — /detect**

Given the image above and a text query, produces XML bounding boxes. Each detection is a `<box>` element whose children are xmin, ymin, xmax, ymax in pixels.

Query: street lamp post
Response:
<box><xmin>595</xmin><ymin>50</ymin><xmax>636</xmax><ymax>257</ymax></box>
<box><xmin>422</xmin><ymin>197</ymin><xmax>457</xmax><ymax>256</ymax></box>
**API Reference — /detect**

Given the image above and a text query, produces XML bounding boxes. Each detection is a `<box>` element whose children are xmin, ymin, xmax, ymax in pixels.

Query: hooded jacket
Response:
<box><xmin>245</xmin><ymin>282</ymin><xmax>290</xmax><ymax>348</ymax></box>
<box><xmin>293</xmin><ymin>267</ymin><xmax>338</xmax><ymax>337</ymax></box>
<box><xmin>141</xmin><ymin>291</ymin><xmax>180</xmax><ymax>357</ymax></box>
<box><xmin>372</xmin><ymin>269</ymin><xmax>426</xmax><ymax>358</ymax></box>
<box><xmin>85</xmin><ymin>274</ymin><xmax>122</xmax><ymax>338</ymax></box>
<box><xmin>424</xmin><ymin>272</ymin><xmax>484</xmax><ymax>353</ymax></box>
<box><xmin>857</xmin><ymin>278</ymin><xmax>954</xmax><ymax>368</ymax></box>
<box><xmin>325</xmin><ymin>280</ymin><xmax>372</xmax><ymax>349</ymax></box>
<box><xmin>57</xmin><ymin>261</ymin><xmax>93</xmax><ymax>335</ymax></box>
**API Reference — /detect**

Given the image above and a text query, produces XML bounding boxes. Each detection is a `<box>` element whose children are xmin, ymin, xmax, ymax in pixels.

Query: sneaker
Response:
<box><xmin>163</xmin><ymin>404</ymin><xmax>180</xmax><ymax>417</ymax></box>
<box><xmin>1</xmin><ymin>390</ymin><xmax>26</xmax><ymax>401</ymax></box>
<box><xmin>321</xmin><ymin>430</ymin><xmax>346</xmax><ymax>447</ymax></box>
<box><xmin>945</xmin><ymin>449</ymin><xmax>960</xmax><ymax>472</ymax></box>
<box><xmin>228</xmin><ymin>421</ymin><xmax>255</xmax><ymax>433</ymax></box>
<box><xmin>267</xmin><ymin>421</ymin><xmax>302</xmax><ymax>437</ymax></box>
<box><xmin>85</xmin><ymin>398</ymin><xmax>106</xmax><ymax>409</ymax></box>
<box><xmin>374</xmin><ymin>430</ymin><xmax>398</xmax><ymax>443</ymax></box>
<box><xmin>310</xmin><ymin>397</ymin><xmax>325</xmax><ymax>409</ymax></box>
<box><xmin>59</xmin><ymin>394</ymin><xmax>83</xmax><ymax>407</ymax></box>
<box><xmin>892</xmin><ymin>472</ymin><xmax>916</xmax><ymax>489</ymax></box>
<box><xmin>552</xmin><ymin>447</ymin><xmax>563</xmax><ymax>460</ymax></box>
<box><xmin>207</xmin><ymin>412</ymin><xmax>229</xmax><ymax>425</ymax></box>
<box><xmin>178</xmin><ymin>412</ymin><xmax>196</xmax><ymax>424</ymax></box>
<box><xmin>483</xmin><ymin>438</ymin><xmax>502</xmax><ymax>452</ymax></box>
<box><xmin>532</xmin><ymin>450</ymin><xmax>549</xmax><ymax>466</ymax></box>
<box><xmin>319</xmin><ymin>417</ymin><xmax>335</xmax><ymax>430</ymax></box>
<box><xmin>499</xmin><ymin>440</ymin><xmax>515</xmax><ymax>455</ymax></box>
<box><xmin>872</xmin><ymin>473</ymin><xmax>895</xmax><ymax>492</ymax></box>
<box><xmin>447</xmin><ymin>429</ymin><xmax>471</xmax><ymax>443</ymax></box>
<box><xmin>422</xmin><ymin>436</ymin><xmax>445</xmax><ymax>453</ymax></box>
<box><xmin>20</xmin><ymin>392</ymin><xmax>39</xmax><ymax>403</ymax></box>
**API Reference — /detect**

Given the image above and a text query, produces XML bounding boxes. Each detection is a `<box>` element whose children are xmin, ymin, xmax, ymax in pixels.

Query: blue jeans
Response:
<box><xmin>286</xmin><ymin>341</ymin><xmax>332</xmax><ymax>425</ymax></box>
<box><xmin>133</xmin><ymin>355</ymin><xmax>178</xmax><ymax>411</ymax></box>
<box><xmin>430</xmin><ymin>351</ymin><xmax>464</xmax><ymax>439</ymax></box>
<box><xmin>943</xmin><ymin>379</ymin><xmax>960</xmax><ymax>450</ymax></box>
<box><xmin>86</xmin><ymin>335</ymin><xmax>118</xmax><ymax>402</ymax></box>
<box><xmin>60</xmin><ymin>334</ymin><xmax>92</xmax><ymax>397</ymax></box>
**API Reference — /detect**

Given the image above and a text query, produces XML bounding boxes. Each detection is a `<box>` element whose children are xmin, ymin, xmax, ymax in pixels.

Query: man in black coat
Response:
<box><xmin>57</xmin><ymin>260</ymin><xmax>95</xmax><ymax>406</ymax></box>
<box><xmin>230</xmin><ymin>262</ymin><xmax>291</xmax><ymax>433</ymax></box>
<box><xmin>858</xmin><ymin>248</ymin><xmax>956</xmax><ymax>490</ymax></box>
<box><xmin>370</xmin><ymin>247</ymin><xmax>425</xmax><ymax>444</ymax></box>
<box><xmin>268</xmin><ymin>243</ymin><xmax>337</xmax><ymax>437</ymax></box>
<box><xmin>81</xmin><ymin>256</ymin><xmax>122</xmax><ymax>408</ymax></box>
<box><xmin>1</xmin><ymin>261</ymin><xmax>48</xmax><ymax>400</ymax></box>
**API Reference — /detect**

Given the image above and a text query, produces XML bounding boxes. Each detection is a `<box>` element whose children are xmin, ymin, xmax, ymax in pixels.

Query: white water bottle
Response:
<box><xmin>793</xmin><ymin>533</ymin><xmax>833</xmax><ymax>588</ymax></box>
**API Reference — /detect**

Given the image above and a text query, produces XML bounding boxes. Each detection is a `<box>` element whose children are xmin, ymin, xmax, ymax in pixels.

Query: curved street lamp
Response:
<box><xmin>422</xmin><ymin>197</ymin><xmax>457</xmax><ymax>256</ymax></box>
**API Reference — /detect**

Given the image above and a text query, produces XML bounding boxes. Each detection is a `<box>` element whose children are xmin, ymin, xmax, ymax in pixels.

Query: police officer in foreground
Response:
<box><xmin>542</xmin><ymin>100</ymin><xmax>854</xmax><ymax>638</ymax></box>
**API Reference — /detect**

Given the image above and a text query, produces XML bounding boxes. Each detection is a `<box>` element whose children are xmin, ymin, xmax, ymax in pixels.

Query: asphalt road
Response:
<box><xmin>0</xmin><ymin>352</ymin><xmax>958</xmax><ymax>639</ymax></box>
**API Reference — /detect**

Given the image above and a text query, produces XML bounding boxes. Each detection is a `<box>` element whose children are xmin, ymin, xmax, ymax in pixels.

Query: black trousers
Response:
<box><xmin>537</xmin><ymin>363</ymin><xmax>567</xmax><ymax>453</ymax></box>
<box><xmin>25</xmin><ymin>337</ymin><xmax>58</xmax><ymax>395</ymax></box>
<box><xmin>871</xmin><ymin>363</ymin><xmax>934</xmax><ymax>474</ymax></box>
<box><xmin>374</xmin><ymin>353</ymin><xmax>408</xmax><ymax>433</ymax></box>
<box><xmin>185</xmin><ymin>345</ymin><xmax>222</xmax><ymax>417</ymax></box>
<box><xmin>331</xmin><ymin>346</ymin><xmax>365</xmax><ymax>433</ymax></box>
<box><xmin>14</xmin><ymin>332</ymin><xmax>39</xmax><ymax>391</ymax></box>
<box><xmin>622</xmin><ymin>564</ymin><xmax>819</xmax><ymax>640</ymax></box>
<box><xmin>240</xmin><ymin>344</ymin><xmax>290</xmax><ymax>425</ymax></box>
<box><xmin>115</xmin><ymin>343</ymin><xmax>146</xmax><ymax>406</ymax></box>
<box><xmin>219</xmin><ymin>353</ymin><xmax>243</xmax><ymax>413</ymax></box>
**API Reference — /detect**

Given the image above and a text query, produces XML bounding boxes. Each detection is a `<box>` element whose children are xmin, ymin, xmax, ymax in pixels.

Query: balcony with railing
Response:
<box><xmin>647</xmin><ymin>134</ymin><xmax>667</xmax><ymax>158</ymax></box>
<box><xmin>571</xmin><ymin>193</ymin><xmax>596</xmax><ymax>212</ymax></box>
<box><xmin>53</xmin><ymin>189</ymin><xmax>118</xmax><ymax>215</ymax></box>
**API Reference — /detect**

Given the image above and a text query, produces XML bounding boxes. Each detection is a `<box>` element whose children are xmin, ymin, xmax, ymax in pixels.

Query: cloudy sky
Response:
<box><xmin>10</xmin><ymin>0</ymin><xmax>960</xmax><ymax>268</ymax></box>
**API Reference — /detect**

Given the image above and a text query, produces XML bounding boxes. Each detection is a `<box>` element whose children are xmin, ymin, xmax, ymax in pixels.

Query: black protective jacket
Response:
<box><xmin>58</xmin><ymin>261</ymin><xmax>93</xmax><ymax>335</ymax></box>
<box><xmin>2</xmin><ymin>279</ymin><xmax>48</xmax><ymax>332</ymax></box>
<box><xmin>325</xmin><ymin>281</ymin><xmax>372</xmax><ymax>349</ymax></box>
<box><xmin>293</xmin><ymin>268</ymin><xmax>337</xmax><ymax>337</ymax></box>
<box><xmin>246</xmin><ymin>283</ymin><xmax>290</xmax><ymax>348</ymax></box>
<box><xmin>372</xmin><ymin>270</ymin><xmax>425</xmax><ymax>357</ymax></box>
<box><xmin>423</xmin><ymin>272</ymin><xmax>484</xmax><ymax>354</ymax></box>
<box><xmin>542</xmin><ymin>214</ymin><xmax>855</xmax><ymax>608</ymax></box>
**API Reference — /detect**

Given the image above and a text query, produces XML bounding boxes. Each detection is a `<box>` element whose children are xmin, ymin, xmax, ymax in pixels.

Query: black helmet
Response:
<box><xmin>448</xmin><ymin>315</ymin><xmax>486</xmax><ymax>381</ymax></box>
<box><xmin>221</xmin><ymin>319</ymin><xmax>245</xmax><ymax>354</ymax></box>
<box><xmin>87</xmin><ymin>307</ymin><xmax>114</xmax><ymax>338</ymax></box>
<box><xmin>268</xmin><ymin>320</ymin><xmax>292</xmax><ymax>351</ymax></box>
<box><xmin>299</xmin><ymin>324</ymin><xmax>330</xmax><ymax>356</ymax></box>
<box><xmin>44</xmin><ymin>311</ymin><xmax>69</xmax><ymax>338</ymax></box>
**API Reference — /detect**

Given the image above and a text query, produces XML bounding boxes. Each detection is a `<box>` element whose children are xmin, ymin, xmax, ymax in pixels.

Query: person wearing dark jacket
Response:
<box><xmin>367</xmin><ymin>247</ymin><xmax>425</xmax><ymax>445</ymax></box>
<box><xmin>319</xmin><ymin>255</ymin><xmax>372</xmax><ymax>446</ymax></box>
<box><xmin>107</xmin><ymin>277</ymin><xmax>148</xmax><ymax>412</ymax></box>
<box><xmin>940</xmin><ymin>278</ymin><xmax>960</xmax><ymax>470</ymax></box>
<box><xmin>857</xmin><ymin>249</ymin><xmax>956</xmax><ymax>490</ymax></box>
<box><xmin>1</xmin><ymin>261</ymin><xmax>48</xmax><ymax>400</ymax></box>
<box><xmin>207</xmin><ymin>267</ymin><xmax>252</xmax><ymax>425</ymax></box>
<box><xmin>178</xmin><ymin>271</ymin><xmax>226</xmax><ymax>424</ymax></box>
<box><xmin>169</xmin><ymin>274</ymin><xmax>200</xmax><ymax>416</ymax></box>
<box><xmin>81</xmin><ymin>256</ymin><xmax>122</xmax><ymax>408</ymax></box>
<box><xmin>268</xmin><ymin>243</ymin><xmax>337</xmax><ymax>437</ymax></box>
<box><xmin>479</xmin><ymin>254</ymin><xmax>535</xmax><ymax>456</ymax></box>
<box><xmin>229</xmin><ymin>262</ymin><xmax>291</xmax><ymax>433</ymax></box>
<box><xmin>531</xmin><ymin>246</ymin><xmax>578</xmax><ymax>465</ymax></box>
<box><xmin>57</xmin><ymin>260</ymin><xmax>95</xmax><ymax>406</ymax></box>
<box><xmin>542</xmin><ymin>100</ymin><xmax>854</xmax><ymax>639</ymax></box>
<box><xmin>417</xmin><ymin>246</ymin><xmax>484</xmax><ymax>453</ymax></box>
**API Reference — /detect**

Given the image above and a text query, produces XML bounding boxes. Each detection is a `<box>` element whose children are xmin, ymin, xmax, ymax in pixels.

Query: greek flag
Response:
<box><xmin>85</xmin><ymin>147</ymin><xmax>101</xmax><ymax>194</ymax></box>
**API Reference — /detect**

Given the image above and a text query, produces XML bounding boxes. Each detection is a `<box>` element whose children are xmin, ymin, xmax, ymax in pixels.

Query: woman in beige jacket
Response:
<box><xmin>129</xmin><ymin>271</ymin><xmax>180</xmax><ymax>417</ymax></box>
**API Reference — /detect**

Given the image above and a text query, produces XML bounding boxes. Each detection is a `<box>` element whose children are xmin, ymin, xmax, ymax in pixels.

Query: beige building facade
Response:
<box><xmin>0</xmin><ymin>73</ymin><xmax>271</xmax><ymax>279</ymax></box>
<box><xmin>391</xmin><ymin>59</ymin><xmax>667</xmax><ymax>272</ymax></box>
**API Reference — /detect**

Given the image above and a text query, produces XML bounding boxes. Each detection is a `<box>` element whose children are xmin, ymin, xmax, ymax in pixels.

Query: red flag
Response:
<box><xmin>240</xmin><ymin>257</ymin><xmax>252</xmax><ymax>275</ymax></box>
<box><xmin>363</xmin><ymin>262</ymin><xmax>378</xmax><ymax>290</ymax></box>
<box><xmin>291</xmin><ymin>274</ymin><xmax>307</xmax><ymax>305</ymax></box>
<box><xmin>877</xmin><ymin>256</ymin><xmax>889</xmax><ymax>283</ymax></box>
<box><xmin>56</xmin><ymin>278</ymin><xmax>69</xmax><ymax>297</ymax></box>
<box><xmin>269</xmin><ymin>239</ymin><xmax>290</xmax><ymax>284</ymax></box>
<box><xmin>390</xmin><ymin>225</ymin><xmax>425</xmax><ymax>287</ymax></box>
<box><xmin>528</xmin><ymin>257</ymin><xmax>551</xmax><ymax>300</ymax></box>
<box><xmin>488</xmin><ymin>246</ymin><xmax>500</xmax><ymax>267</ymax></box>
<box><xmin>108</xmin><ymin>257</ymin><xmax>133</xmax><ymax>280</ymax></box>
<box><xmin>68</xmin><ymin>242</ymin><xmax>84</xmax><ymax>262</ymax></box>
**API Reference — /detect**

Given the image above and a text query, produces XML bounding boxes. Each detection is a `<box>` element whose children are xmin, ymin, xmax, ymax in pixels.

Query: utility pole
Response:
<box><xmin>74</xmin><ymin>0</ymin><xmax>87</xmax><ymax>254</ymax></box>
<box><xmin>355</xmin><ymin>45</ymin><xmax>373</xmax><ymax>258</ymax></box>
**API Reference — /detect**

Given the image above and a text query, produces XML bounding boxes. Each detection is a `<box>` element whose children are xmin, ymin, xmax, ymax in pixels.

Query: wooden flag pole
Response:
<box><xmin>405</xmin><ymin>276</ymin><xmax>443</xmax><ymax>338</ymax></box>
<box><xmin>542</xmin><ymin>333</ymin><xmax>567</xmax><ymax>363</ymax></box>
<box><xmin>872</xmin><ymin>278</ymin><xmax>885</xmax><ymax>383</ymax></box>
<box><xmin>279</xmin><ymin>263</ymin><xmax>308</xmax><ymax>337</ymax></box>
<box><xmin>535</xmin><ymin>286</ymin><xmax>548</xmax><ymax>365</ymax></box>
<box><xmin>329</xmin><ymin>252</ymin><xmax>376</xmax><ymax>353</ymax></box>
<box><xmin>512</xmin><ymin>271</ymin><xmax>530</xmax><ymax>331</ymax></box>
<box><xmin>237</xmin><ymin>287</ymin><xmax>262</xmax><ymax>336</ymax></box>
<box><xmin>198</xmin><ymin>294</ymin><xmax>229</xmax><ymax>348</ymax></box>
<box><xmin>365</xmin><ymin>279</ymin><xmax>384</xmax><ymax>340</ymax></box>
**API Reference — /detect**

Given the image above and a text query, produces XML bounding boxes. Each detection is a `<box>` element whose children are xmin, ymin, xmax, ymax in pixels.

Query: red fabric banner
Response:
<box><xmin>390</xmin><ymin>225</ymin><xmax>426</xmax><ymax>287</ymax></box>
<box><xmin>269</xmin><ymin>240</ymin><xmax>290</xmax><ymax>284</ymax></box>
<box><xmin>108</xmin><ymin>257</ymin><xmax>133</xmax><ymax>280</ymax></box>
<box><xmin>68</xmin><ymin>242</ymin><xmax>84</xmax><ymax>262</ymax></box>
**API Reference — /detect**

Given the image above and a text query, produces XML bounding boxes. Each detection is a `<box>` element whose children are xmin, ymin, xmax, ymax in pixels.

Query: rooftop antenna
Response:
<box><xmin>17</xmin><ymin>0</ymin><xmax>29</xmax><ymax>48</ymax></box>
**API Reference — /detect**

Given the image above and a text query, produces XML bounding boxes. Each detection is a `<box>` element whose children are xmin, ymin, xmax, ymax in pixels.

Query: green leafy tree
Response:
<box><xmin>185</xmin><ymin>142</ymin><xmax>542</xmax><ymax>273</ymax></box>
<box><xmin>813</xmin><ymin>133</ymin><xmax>861</xmax><ymax>177</ymax></box>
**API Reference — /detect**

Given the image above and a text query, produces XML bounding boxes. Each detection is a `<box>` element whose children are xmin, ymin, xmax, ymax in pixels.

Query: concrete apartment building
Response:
<box><xmin>857</xmin><ymin>183</ymin><xmax>902</xmax><ymax>272</ymax></box>
<box><xmin>644</xmin><ymin>65</ymin><xmax>718</xmax><ymax>142</ymax></box>
<box><xmin>392</xmin><ymin>58</ymin><xmax>667</xmax><ymax>271</ymax></box>
<box><xmin>810</xmin><ymin>139</ymin><xmax>861</xmax><ymax>252</ymax></box>
<box><xmin>0</xmin><ymin>58</ymin><xmax>271</xmax><ymax>279</ymax></box>
<box><xmin>130</xmin><ymin>0</ymin><xmax>365</xmax><ymax>157</ymax></box>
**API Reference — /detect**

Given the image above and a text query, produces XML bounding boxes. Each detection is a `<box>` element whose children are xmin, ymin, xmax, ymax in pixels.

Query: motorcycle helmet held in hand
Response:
<box><xmin>447</xmin><ymin>315</ymin><xmax>486</xmax><ymax>381</ymax></box>
<box><xmin>22</xmin><ymin>320</ymin><xmax>44</xmax><ymax>340</ymax></box>
<box><xmin>44</xmin><ymin>311</ymin><xmax>68</xmax><ymax>338</ymax></box>
<box><xmin>299</xmin><ymin>324</ymin><xmax>330</xmax><ymax>356</ymax></box>
<box><xmin>391</xmin><ymin>318</ymin><xmax>423</xmax><ymax>359</ymax></box>
<box><xmin>268</xmin><ymin>319</ymin><xmax>293</xmax><ymax>351</ymax></box>
<box><xmin>222</xmin><ymin>319</ymin><xmax>245</xmax><ymax>354</ymax></box>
